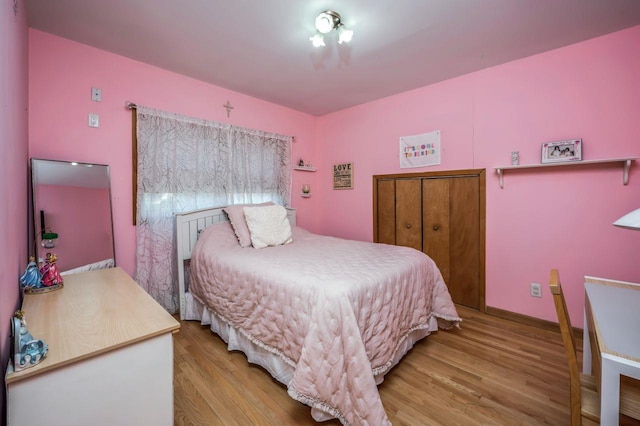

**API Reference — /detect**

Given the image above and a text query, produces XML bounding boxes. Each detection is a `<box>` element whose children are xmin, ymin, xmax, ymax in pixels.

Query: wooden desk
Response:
<box><xmin>583</xmin><ymin>276</ymin><xmax>640</xmax><ymax>426</ymax></box>
<box><xmin>5</xmin><ymin>267</ymin><xmax>180</xmax><ymax>426</ymax></box>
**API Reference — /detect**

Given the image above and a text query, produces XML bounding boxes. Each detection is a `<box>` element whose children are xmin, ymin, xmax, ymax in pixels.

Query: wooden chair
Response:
<box><xmin>549</xmin><ymin>269</ymin><xmax>600</xmax><ymax>425</ymax></box>
<box><xmin>550</xmin><ymin>269</ymin><xmax>640</xmax><ymax>426</ymax></box>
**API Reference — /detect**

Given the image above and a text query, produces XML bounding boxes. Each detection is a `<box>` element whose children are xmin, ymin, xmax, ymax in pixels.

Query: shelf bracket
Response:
<box><xmin>623</xmin><ymin>159</ymin><xmax>631</xmax><ymax>185</ymax></box>
<box><xmin>496</xmin><ymin>168</ymin><xmax>504</xmax><ymax>189</ymax></box>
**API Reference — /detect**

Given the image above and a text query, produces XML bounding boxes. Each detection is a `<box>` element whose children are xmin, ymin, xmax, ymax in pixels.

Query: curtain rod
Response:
<box><xmin>125</xmin><ymin>100</ymin><xmax>295</xmax><ymax>141</ymax></box>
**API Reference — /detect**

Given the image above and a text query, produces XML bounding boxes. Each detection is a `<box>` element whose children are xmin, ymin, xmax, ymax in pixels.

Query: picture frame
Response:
<box><xmin>541</xmin><ymin>139</ymin><xmax>582</xmax><ymax>164</ymax></box>
<box><xmin>333</xmin><ymin>163</ymin><xmax>353</xmax><ymax>190</ymax></box>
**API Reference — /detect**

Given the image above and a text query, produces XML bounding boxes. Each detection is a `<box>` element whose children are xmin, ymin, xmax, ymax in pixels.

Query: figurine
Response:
<box><xmin>11</xmin><ymin>310</ymin><xmax>48</xmax><ymax>371</ymax></box>
<box><xmin>40</xmin><ymin>253</ymin><xmax>63</xmax><ymax>287</ymax></box>
<box><xmin>298</xmin><ymin>158</ymin><xmax>304</xmax><ymax>166</ymax></box>
<box><xmin>19</xmin><ymin>256</ymin><xmax>42</xmax><ymax>290</ymax></box>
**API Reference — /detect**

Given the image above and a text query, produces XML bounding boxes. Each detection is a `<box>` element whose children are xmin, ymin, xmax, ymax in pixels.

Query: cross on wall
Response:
<box><xmin>223</xmin><ymin>101</ymin><xmax>234</xmax><ymax>117</ymax></box>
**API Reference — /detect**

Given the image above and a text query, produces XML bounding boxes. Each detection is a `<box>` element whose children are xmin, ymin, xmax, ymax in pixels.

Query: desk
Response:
<box><xmin>583</xmin><ymin>276</ymin><xmax>640</xmax><ymax>426</ymax></box>
<box><xmin>5</xmin><ymin>267</ymin><xmax>181</xmax><ymax>426</ymax></box>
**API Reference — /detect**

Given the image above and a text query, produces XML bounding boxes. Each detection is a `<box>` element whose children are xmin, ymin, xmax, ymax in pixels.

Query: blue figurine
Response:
<box><xmin>11</xmin><ymin>310</ymin><xmax>48</xmax><ymax>371</ymax></box>
<box><xmin>19</xmin><ymin>256</ymin><xmax>42</xmax><ymax>290</ymax></box>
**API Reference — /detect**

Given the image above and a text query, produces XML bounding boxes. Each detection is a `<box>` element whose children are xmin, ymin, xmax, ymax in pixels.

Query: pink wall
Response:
<box><xmin>27</xmin><ymin>26</ymin><xmax>640</xmax><ymax>331</ymax></box>
<box><xmin>1</xmin><ymin>0</ymin><xmax>29</xmax><ymax>418</ymax></box>
<box><xmin>28</xmin><ymin>29</ymin><xmax>319</xmax><ymax>278</ymax></box>
<box><xmin>35</xmin><ymin>185</ymin><xmax>112</xmax><ymax>271</ymax></box>
<box><xmin>316</xmin><ymin>26</ymin><xmax>640</xmax><ymax>328</ymax></box>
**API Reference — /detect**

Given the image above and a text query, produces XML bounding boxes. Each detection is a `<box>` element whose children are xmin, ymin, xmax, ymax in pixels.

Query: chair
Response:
<box><xmin>549</xmin><ymin>269</ymin><xmax>600</xmax><ymax>425</ymax></box>
<box><xmin>550</xmin><ymin>269</ymin><xmax>640</xmax><ymax>426</ymax></box>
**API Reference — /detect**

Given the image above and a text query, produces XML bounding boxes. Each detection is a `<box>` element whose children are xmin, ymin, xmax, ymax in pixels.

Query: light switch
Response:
<box><xmin>91</xmin><ymin>87</ymin><xmax>102</xmax><ymax>102</ymax></box>
<box><xmin>88</xmin><ymin>113</ymin><xmax>100</xmax><ymax>128</ymax></box>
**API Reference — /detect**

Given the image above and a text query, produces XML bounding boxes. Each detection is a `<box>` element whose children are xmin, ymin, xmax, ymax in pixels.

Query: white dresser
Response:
<box><xmin>5</xmin><ymin>267</ymin><xmax>181</xmax><ymax>426</ymax></box>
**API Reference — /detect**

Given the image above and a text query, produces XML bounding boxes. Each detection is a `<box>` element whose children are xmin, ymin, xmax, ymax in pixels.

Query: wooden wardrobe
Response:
<box><xmin>373</xmin><ymin>169</ymin><xmax>486</xmax><ymax>310</ymax></box>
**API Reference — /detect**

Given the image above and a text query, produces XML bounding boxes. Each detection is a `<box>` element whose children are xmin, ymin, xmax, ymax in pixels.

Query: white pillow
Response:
<box><xmin>223</xmin><ymin>202</ymin><xmax>274</xmax><ymax>247</ymax></box>
<box><xmin>243</xmin><ymin>205</ymin><xmax>293</xmax><ymax>249</ymax></box>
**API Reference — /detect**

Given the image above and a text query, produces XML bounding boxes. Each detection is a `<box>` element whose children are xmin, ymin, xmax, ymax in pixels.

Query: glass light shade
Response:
<box><xmin>41</xmin><ymin>231</ymin><xmax>58</xmax><ymax>248</ymax></box>
<box><xmin>315</xmin><ymin>12</ymin><xmax>337</xmax><ymax>34</ymax></box>
<box><xmin>613</xmin><ymin>208</ymin><xmax>640</xmax><ymax>230</ymax></box>
<box><xmin>337</xmin><ymin>25</ymin><xmax>353</xmax><ymax>44</ymax></box>
<box><xmin>310</xmin><ymin>33</ymin><xmax>325</xmax><ymax>47</ymax></box>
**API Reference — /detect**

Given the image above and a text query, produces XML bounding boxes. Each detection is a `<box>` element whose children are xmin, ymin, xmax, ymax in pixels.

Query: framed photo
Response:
<box><xmin>333</xmin><ymin>163</ymin><xmax>353</xmax><ymax>189</ymax></box>
<box><xmin>541</xmin><ymin>139</ymin><xmax>582</xmax><ymax>164</ymax></box>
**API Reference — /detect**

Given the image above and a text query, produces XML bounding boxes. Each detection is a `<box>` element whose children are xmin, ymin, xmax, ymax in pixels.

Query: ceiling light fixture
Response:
<box><xmin>310</xmin><ymin>10</ymin><xmax>353</xmax><ymax>47</ymax></box>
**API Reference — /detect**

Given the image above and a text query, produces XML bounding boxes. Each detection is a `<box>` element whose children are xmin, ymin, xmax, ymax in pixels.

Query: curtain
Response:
<box><xmin>135</xmin><ymin>106</ymin><xmax>291</xmax><ymax>312</ymax></box>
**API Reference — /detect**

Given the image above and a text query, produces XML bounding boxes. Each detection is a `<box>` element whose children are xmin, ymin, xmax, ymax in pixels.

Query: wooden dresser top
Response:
<box><xmin>6</xmin><ymin>267</ymin><xmax>180</xmax><ymax>384</ymax></box>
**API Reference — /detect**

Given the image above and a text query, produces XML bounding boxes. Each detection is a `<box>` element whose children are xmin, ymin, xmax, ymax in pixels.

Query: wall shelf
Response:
<box><xmin>493</xmin><ymin>157</ymin><xmax>637</xmax><ymax>188</ymax></box>
<box><xmin>301</xmin><ymin>193</ymin><xmax>311</xmax><ymax>198</ymax></box>
<box><xmin>294</xmin><ymin>166</ymin><xmax>316</xmax><ymax>172</ymax></box>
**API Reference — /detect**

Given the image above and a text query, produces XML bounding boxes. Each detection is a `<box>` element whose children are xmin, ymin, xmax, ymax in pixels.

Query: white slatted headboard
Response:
<box><xmin>175</xmin><ymin>205</ymin><xmax>296</xmax><ymax>320</ymax></box>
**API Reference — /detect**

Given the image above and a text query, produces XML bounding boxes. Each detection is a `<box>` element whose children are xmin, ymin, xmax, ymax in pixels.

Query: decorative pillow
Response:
<box><xmin>243</xmin><ymin>205</ymin><xmax>293</xmax><ymax>249</ymax></box>
<box><xmin>223</xmin><ymin>202</ymin><xmax>274</xmax><ymax>247</ymax></box>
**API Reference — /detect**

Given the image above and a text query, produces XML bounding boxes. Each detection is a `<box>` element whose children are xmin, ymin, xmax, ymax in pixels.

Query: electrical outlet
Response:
<box><xmin>530</xmin><ymin>282</ymin><xmax>542</xmax><ymax>298</ymax></box>
<box><xmin>91</xmin><ymin>87</ymin><xmax>102</xmax><ymax>102</ymax></box>
<box><xmin>88</xmin><ymin>113</ymin><xmax>100</xmax><ymax>128</ymax></box>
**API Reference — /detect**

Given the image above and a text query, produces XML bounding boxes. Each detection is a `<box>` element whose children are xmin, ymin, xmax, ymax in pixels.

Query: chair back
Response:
<box><xmin>549</xmin><ymin>269</ymin><xmax>582</xmax><ymax>425</ymax></box>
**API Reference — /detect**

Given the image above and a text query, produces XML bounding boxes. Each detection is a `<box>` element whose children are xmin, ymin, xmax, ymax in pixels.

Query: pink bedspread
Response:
<box><xmin>190</xmin><ymin>222</ymin><xmax>461</xmax><ymax>426</ymax></box>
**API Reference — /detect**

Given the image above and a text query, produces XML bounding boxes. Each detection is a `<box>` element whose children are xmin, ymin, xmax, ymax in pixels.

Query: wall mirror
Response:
<box><xmin>31</xmin><ymin>158</ymin><xmax>116</xmax><ymax>274</ymax></box>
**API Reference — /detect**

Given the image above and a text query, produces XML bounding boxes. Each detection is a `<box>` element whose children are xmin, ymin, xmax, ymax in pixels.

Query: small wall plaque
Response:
<box><xmin>333</xmin><ymin>163</ymin><xmax>353</xmax><ymax>190</ymax></box>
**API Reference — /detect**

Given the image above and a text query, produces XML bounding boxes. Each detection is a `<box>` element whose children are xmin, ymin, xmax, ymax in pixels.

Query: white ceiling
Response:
<box><xmin>26</xmin><ymin>0</ymin><xmax>640</xmax><ymax>116</ymax></box>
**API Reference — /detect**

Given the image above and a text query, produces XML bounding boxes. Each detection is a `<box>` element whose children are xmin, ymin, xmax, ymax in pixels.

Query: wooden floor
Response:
<box><xmin>172</xmin><ymin>306</ymin><xmax>599</xmax><ymax>425</ymax></box>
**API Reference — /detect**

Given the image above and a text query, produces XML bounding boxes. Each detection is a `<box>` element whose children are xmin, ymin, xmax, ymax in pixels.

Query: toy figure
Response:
<box><xmin>40</xmin><ymin>253</ymin><xmax>63</xmax><ymax>287</ymax></box>
<box><xmin>11</xmin><ymin>310</ymin><xmax>48</xmax><ymax>372</ymax></box>
<box><xmin>19</xmin><ymin>256</ymin><xmax>42</xmax><ymax>289</ymax></box>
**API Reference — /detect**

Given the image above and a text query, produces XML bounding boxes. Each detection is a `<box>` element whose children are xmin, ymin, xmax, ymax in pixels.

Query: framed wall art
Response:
<box><xmin>333</xmin><ymin>163</ymin><xmax>353</xmax><ymax>189</ymax></box>
<box><xmin>541</xmin><ymin>139</ymin><xmax>582</xmax><ymax>164</ymax></box>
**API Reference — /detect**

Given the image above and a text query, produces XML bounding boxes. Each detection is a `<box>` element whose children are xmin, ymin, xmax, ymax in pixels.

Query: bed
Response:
<box><xmin>175</xmin><ymin>204</ymin><xmax>461</xmax><ymax>426</ymax></box>
<box><xmin>60</xmin><ymin>258</ymin><xmax>115</xmax><ymax>275</ymax></box>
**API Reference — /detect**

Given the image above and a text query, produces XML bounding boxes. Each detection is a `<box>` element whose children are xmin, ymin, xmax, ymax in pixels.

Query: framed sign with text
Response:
<box><xmin>333</xmin><ymin>163</ymin><xmax>353</xmax><ymax>189</ymax></box>
<box><xmin>399</xmin><ymin>130</ymin><xmax>441</xmax><ymax>168</ymax></box>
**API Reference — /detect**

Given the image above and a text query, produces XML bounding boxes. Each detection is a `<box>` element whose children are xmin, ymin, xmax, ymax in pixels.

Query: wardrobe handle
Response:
<box><xmin>405</xmin><ymin>223</ymin><xmax>412</xmax><ymax>229</ymax></box>
<box><xmin>433</xmin><ymin>225</ymin><xmax>439</xmax><ymax>231</ymax></box>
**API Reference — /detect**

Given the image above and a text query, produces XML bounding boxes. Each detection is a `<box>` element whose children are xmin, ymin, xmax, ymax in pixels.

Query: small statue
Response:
<box><xmin>40</xmin><ymin>253</ymin><xmax>63</xmax><ymax>287</ymax></box>
<box><xmin>11</xmin><ymin>310</ymin><xmax>48</xmax><ymax>372</ymax></box>
<box><xmin>19</xmin><ymin>256</ymin><xmax>42</xmax><ymax>290</ymax></box>
<box><xmin>298</xmin><ymin>158</ymin><xmax>304</xmax><ymax>166</ymax></box>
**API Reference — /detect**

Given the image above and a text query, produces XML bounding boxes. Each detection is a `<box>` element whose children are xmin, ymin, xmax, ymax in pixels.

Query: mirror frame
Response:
<box><xmin>30</xmin><ymin>158</ymin><xmax>116</xmax><ymax>272</ymax></box>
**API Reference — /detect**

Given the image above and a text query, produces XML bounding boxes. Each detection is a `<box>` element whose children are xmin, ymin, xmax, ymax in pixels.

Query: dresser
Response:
<box><xmin>5</xmin><ymin>267</ymin><xmax>181</xmax><ymax>426</ymax></box>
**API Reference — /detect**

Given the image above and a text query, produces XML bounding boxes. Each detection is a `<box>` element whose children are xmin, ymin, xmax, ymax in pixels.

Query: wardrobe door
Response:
<box><xmin>395</xmin><ymin>179</ymin><xmax>422</xmax><ymax>251</ymax></box>
<box><xmin>448</xmin><ymin>176</ymin><xmax>480</xmax><ymax>309</ymax></box>
<box><xmin>376</xmin><ymin>179</ymin><xmax>396</xmax><ymax>245</ymax></box>
<box><xmin>422</xmin><ymin>178</ymin><xmax>451</xmax><ymax>285</ymax></box>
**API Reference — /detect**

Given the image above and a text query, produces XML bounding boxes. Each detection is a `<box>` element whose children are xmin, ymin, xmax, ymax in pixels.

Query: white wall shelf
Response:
<box><xmin>493</xmin><ymin>157</ymin><xmax>637</xmax><ymax>188</ymax></box>
<box><xmin>301</xmin><ymin>193</ymin><xmax>311</xmax><ymax>198</ymax></box>
<box><xmin>294</xmin><ymin>166</ymin><xmax>316</xmax><ymax>172</ymax></box>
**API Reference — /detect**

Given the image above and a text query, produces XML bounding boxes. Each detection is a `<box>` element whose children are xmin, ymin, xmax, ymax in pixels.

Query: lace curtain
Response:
<box><xmin>135</xmin><ymin>106</ymin><xmax>292</xmax><ymax>312</ymax></box>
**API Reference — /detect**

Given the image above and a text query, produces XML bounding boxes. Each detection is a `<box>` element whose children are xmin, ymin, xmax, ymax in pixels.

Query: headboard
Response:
<box><xmin>175</xmin><ymin>205</ymin><xmax>296</xmax><ymax>319</ymax></box>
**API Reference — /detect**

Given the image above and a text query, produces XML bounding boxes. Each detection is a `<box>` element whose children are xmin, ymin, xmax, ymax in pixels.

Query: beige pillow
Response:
<box><xmin>223</xmin><ymin>202</ymin><xmax>273</xmax><ymax>247</ymax></box>
<box><xmin>243</xmin><ymin>205</ymin><xmax>293</xmax><ymax>249</ymax></box>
